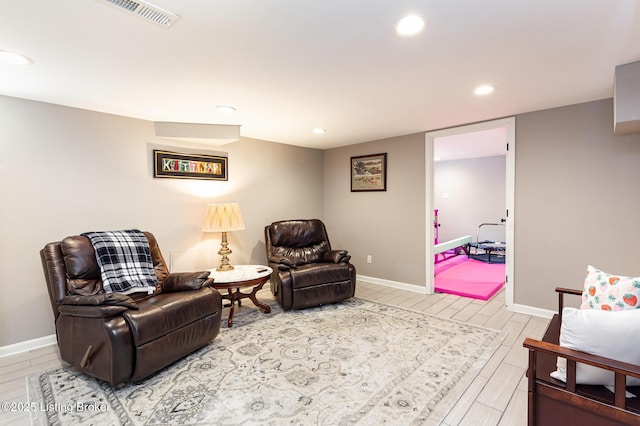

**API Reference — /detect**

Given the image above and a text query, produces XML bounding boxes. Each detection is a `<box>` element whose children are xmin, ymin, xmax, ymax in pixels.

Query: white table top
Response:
<box><xmin>207</xmin><ymin>264</ymin><xmax>272</xmax><ymax>284</ymax></box>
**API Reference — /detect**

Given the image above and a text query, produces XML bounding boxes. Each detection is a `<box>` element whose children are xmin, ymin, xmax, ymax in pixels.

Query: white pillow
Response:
<box><xmin>551</xmin><ymin>307</ymin><xmax>640</xmax><ymax>386</ymax></box>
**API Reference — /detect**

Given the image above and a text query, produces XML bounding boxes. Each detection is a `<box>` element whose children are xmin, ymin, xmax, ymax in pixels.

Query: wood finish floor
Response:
<box><xmin>0</xmin><ymin>280</ymin><xmax>549</xmax><ymax>425</ymax></box>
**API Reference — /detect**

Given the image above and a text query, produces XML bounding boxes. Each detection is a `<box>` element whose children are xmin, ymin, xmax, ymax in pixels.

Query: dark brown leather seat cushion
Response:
<box><xmin>123</xmin><ymin>288</ymin><xmax>218</xmax><ymax>346</ymax></box>
<box><xmin>290</xmin><ymin>263</ymin><xmax>352</xmax><ymax>289</ymax></box>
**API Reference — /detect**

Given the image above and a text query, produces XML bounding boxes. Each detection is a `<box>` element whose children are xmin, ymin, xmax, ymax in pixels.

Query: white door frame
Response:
<box><xmin>425</xmin><ymin>117</ymin><xmax>516</xmax><ymax>310</ymax></box>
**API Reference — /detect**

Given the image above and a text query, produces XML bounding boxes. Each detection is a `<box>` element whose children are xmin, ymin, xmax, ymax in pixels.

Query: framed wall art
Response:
<box><xmin>153</xmin><ymin>150</ymin><xmax>227</xmax><ymax>181</ymax></box>
<box><xmin>351</xmin><ymin>153</ymin><xmax>387</xmax><ymax>192</ymax></box>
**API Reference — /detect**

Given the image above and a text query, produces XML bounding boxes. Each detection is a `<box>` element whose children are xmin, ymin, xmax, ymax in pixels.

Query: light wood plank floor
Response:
<box><xmin>0</xmin><ymin>280</ymin><xmax>549</xmax><ymax>425</ymax></box>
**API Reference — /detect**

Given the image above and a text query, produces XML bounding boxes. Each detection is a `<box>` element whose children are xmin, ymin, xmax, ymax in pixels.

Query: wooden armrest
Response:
<box><xmin>524</xmin><ymin>337</ymin><xmax>640</xmax><ymax>408</ymax></box>
<box><xmin>555</xmin><ymin>287</ymin><xmax>583</xmax><ymax>296</ymax></box>
<box><xmin>523</xmin><ymin>337</ymin><xmax>640</xmax><ymax>379</ymax></box>
<box><xmin>555</xmin><ymin>287</ymin><xmax>583</xmax><ymax>317</ymax></box>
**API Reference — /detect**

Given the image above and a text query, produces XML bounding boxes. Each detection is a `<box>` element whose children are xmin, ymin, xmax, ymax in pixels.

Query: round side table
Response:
<box><xmin>208</xmin><ymin>265</ymin><xmax>272</xmax><ymax>327</ymax></box>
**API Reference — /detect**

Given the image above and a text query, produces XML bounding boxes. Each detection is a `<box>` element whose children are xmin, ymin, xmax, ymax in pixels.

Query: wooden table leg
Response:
<box><xmin>222</xmin><ymin>288</ymin><xmax>241</xmax><ymax>308</ymax></box>
<box><xmin>217</xmin><ymin>276</ymin><xmax>272</xmax><ymax>327</ymax></box>
<box><xmin>248</xmin><ymin>281</ymin><xmax>271</xmax><ymax>313</ymax></box>
<box><xmin>226</xmin><ymin>289</ymin><xmax>235</xmax><ymax>327</ymax></box>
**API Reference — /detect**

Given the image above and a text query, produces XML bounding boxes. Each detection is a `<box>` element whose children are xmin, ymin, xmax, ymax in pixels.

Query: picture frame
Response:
<box><xmin>351</xmin><ymin>153</ymin><xmax>387</xmax><ymax>192</ymax></box>
<box><xmin>153</xmin><ymin>150</ymin><xmax>227</xmax><ymax>181</ymax></box>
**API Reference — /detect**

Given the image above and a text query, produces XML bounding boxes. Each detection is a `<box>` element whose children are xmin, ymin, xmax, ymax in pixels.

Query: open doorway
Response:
<box><xmin>433</xmin><ymin>129</ymin><xmax>506</xmax><ymax>300</ymax></box>
<box><xmin>425</xmin><ymin>117</ymin><xmax>515</xmax><ymax>309</ymax></box>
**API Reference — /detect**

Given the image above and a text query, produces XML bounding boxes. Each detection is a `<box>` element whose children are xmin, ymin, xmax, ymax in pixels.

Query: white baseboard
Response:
<box><xmin>357</xmin><ymin>274</ymin><xmax>429</xmax><ymax>294</ymax></box>
<box><xmin>512</xmin><ymin>303</ymin><xmax>555</xmax><ymax>319</ymax></box>
<box><xmin>0</xmin><ymin>334</ymin><xmax>57</xmax><ymax>359</ymax></box>
<box><xmin>358</xmin><ymin>274</ymin><xmax>555</xmax><ymax>319</ymax></box>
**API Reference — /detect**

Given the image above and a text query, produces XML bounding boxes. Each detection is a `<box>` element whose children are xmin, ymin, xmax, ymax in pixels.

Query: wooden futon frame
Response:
<box><xmin>523</xmin><ymin>288</ymin><xmax>640</xmax><ymax>425</ymax></box>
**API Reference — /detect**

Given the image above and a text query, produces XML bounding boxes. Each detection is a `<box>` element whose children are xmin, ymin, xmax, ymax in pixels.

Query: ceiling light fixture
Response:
<box><xmin>0</xmin><ymin>50</ymin><xmax>33</xmax><ymax>65</ymax></box>
<box><xmin>313</xmin><ymin>128</ymin><xmax>326</xmax><ymax>134</ymax></box>
<box><xmin>216</xmin><ymin>105</ymin><xmax>236</xmax><ymax>113</ymax></box>
<box><xmin>395</xmin><ymin>14</ymin><xmax>425</xmax><ymax>36</ymax></box>
<box><xmin>474</xmin><ymin>84</ymin><xmax>496</xmax><ymax>95</ymax></box>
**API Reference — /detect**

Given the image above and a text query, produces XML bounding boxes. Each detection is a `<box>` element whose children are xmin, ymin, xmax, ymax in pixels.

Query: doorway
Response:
<box><xmin>425</xmin><ymin>117</ymin><xmax>515</xmax><ymax>309</ymax></box>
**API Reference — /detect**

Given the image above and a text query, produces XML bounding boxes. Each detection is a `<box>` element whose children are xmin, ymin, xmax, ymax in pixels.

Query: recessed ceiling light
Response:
<box><xmin>216</xmin><ymin>105</ymin><xmax>236</xmax><ymax>113</ymax></box>
<box><xmin>312</xmin><ymin>128</ymin><xmax>326</xmax><ymax>135</ymax></box>
<box><xmin>474</xmin><ymin>85</ymin><xmax>496</xmax><ymax>95</ymax></box>
<box><xmin>395</xmin><ymin>14</ymin><xmax>425</xmax><ymax>36</ymax></box>
<box><xmin>0</xmin><ymin>50</ymin><xmax>33</xmax><ymax>65</ymax></box>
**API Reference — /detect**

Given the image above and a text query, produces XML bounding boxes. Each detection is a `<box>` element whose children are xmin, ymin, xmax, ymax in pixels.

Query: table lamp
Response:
<box><xmin>202</xmin><ymin>203</ymin><xmax>246</xmax><ymax>271</ymax></box>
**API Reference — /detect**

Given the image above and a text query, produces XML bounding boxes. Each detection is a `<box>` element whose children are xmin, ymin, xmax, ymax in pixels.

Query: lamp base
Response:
<box><xmin>216</xmin><ymin>231</ymin><xmax>235</xmax><ymax>271</ymax></box>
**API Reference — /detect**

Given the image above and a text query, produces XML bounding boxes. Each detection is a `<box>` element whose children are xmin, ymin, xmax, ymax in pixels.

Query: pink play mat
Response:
<box><xmin>434</xmin><ymin>256</ymin><xmax>505</xmax><ymax>300</ymax></box>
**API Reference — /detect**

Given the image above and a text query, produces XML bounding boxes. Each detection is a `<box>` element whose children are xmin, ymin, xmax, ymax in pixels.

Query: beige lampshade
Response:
<box><xmin>202</xmin><ymin>203</ymin><xmax>246</xmax><ymax>232</ymax></box>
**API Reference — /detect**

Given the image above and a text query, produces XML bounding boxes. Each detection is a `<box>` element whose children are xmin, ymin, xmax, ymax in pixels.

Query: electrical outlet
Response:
<box><xmin>366</xmin><ymin>255</ymin><xmax>372</xmax><ymax>264</ymax></box>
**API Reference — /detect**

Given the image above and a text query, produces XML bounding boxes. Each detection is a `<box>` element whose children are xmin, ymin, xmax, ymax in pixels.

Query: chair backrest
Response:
<box><xmin>265</xmin><ymin>219</ymin><xmax>332</xmax><ymax>265</ymax></box>
<box><xmin>40</xmin><ymin>231</ymin><xmax>169</xmax><ymax>319</ymax></box>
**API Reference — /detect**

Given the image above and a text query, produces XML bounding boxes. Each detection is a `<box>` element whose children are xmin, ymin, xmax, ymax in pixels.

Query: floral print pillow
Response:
<box><xmin>581</xmin><ymin>265</ymin><xmax>640</xmax><ymax>310</ymax></box>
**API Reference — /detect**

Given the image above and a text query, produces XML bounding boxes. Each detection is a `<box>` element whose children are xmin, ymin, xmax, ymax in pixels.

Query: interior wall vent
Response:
<box><xmin>96</xmin><ymin>0</ymin><xmax>179</xmax><ymax>28</ymax></box>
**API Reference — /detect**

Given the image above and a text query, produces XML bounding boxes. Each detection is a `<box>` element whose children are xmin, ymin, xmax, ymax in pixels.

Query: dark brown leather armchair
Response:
<box><xmin>265</xmin><ymin>219</ymin><xmax>356</xmax><ymax>310</ymax></box>
<box><xmin>40</xmin><ymin>231</ymin><xmax>222</xmax><ymax>385</ymax></box>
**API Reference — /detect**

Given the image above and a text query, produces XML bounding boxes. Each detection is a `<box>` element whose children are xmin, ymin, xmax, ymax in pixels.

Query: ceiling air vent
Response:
<box><xmin>96</xmin><ymin>0</ymin><xmax>179</xmax><ymax>28</ymax></box>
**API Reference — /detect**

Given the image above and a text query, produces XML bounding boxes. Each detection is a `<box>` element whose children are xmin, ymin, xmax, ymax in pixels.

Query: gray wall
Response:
<box><xmin>434</xmin><ymin>156</ymin><xmax>506</xmax><ymax>243</ymax></box>
<box><xmin>3</xmin><ymin>94</ymin><xmax>640</xmax><ymax>348</ymax></box>
<box><xmin>324</xmin><ymin>98</ymin><xmax>640</xmax><ymax>313</ymax></box>
<box><xmin>324</xmin><ymin>133</ymin><xmax>426</xmax><ymax>286</ymax></box>
<box><xmin>515</xmin><ymin>99</ymin><xmax>640</xmax><ymax>310</ymax></box>
<box><xmin>0</xmin><ymin>95</ymin><xmax>324</xmax><ymax>347</ymax></box>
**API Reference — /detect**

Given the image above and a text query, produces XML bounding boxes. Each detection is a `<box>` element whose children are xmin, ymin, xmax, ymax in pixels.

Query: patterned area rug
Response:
<box><xmin>28</xmin><ymin>298</ymin><xmax>503</xmax><ymax>425</ymax></box>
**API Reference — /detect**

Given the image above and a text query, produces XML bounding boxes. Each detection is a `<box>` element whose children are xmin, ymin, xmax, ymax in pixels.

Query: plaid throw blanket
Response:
<box><xmin>82</xmin><ymin>230</ymin><xmax>157</xmax><ymax>295</ymax></box>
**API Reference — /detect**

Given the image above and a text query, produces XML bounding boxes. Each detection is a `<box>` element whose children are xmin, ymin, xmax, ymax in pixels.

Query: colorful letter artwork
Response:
<box><xmin>161</xmin><ymin>158</ymin><xmax>222</xmax><ymax>174</ymax></box>
<box><xmin>153</xmin><ymin>150</ymin><xmax>227</xmax><ymax>181</ymax></box>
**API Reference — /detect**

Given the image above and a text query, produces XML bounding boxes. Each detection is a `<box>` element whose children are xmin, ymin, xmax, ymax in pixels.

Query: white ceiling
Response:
<box><xmin>1</xmin><ymin>1</ymin><xmax>639</xmax><ymax>150</ymax></box>
<box><xmin>435</xmin><ymin>127</ymin><xmax>507</xmax><ymax>162</ymax></box>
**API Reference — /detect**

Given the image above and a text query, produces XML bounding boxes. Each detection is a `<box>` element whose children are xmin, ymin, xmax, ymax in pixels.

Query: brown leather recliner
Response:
<box><xmin>40</xmin><ymin>231</ymin><xmax>223</xmax><ymax>385</ymax></box>
<box><xmin>265</xmin><ymin>219</ymin><xmax>356</xmax><ymax>310</ymax></box>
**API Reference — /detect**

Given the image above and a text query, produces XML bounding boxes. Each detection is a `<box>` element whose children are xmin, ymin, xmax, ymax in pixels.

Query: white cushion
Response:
<box><xmin>551</xmin><ymin>307</ymin><xmax>640</xmax><ymax>386</ymax></box>
<box><xmin>580</xmin><ymin>265</ymin><xmax>640</xmax><ymax>310</ymax></box>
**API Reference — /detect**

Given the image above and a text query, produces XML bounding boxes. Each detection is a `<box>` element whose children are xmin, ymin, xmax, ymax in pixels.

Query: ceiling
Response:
<box><xmin>435</xmin><ymin>127</ymin><xmax>507</xmax><ymax>162</ymax></box>
<box><xmin>1</xmin><ymin>1</ymin><xmax>639</xmax><ymax>150</ymax></box>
